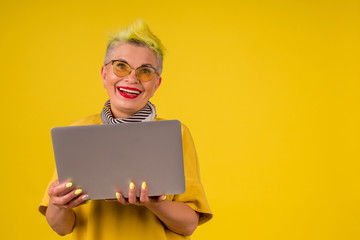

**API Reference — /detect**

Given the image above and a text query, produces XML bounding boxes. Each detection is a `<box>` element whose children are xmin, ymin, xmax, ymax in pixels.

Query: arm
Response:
<box><xmin>46</xmin><ymin>204</ymin><xmax>75</xmax><ymax>236</ymax></box>
<box><xmin>116</xmin><ymin>182</ymin><xmax>199</xmax><ymax>236</ymax></box>
<box><xmin>46</xmin><ymin>180</ymin><xmax>88</xmax><ymax>236</ymax></box>
<box><xmin>145</xmin><ymin>198</ymin><xmax>199</xmax><ymax>236</ymax></box>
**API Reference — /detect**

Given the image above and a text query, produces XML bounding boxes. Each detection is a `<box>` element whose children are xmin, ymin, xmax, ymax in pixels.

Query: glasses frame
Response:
<box><xmin>105</xmin><ymin>59</ymin><xmax>159</xmax><ymax>82</ymax></box>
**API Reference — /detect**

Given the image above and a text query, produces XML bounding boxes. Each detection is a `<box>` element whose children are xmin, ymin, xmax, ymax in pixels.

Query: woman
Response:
<box><xmin>39</xmin><ymin>20</ymin><xmax>212</xmax><ymax>240</ymax></box>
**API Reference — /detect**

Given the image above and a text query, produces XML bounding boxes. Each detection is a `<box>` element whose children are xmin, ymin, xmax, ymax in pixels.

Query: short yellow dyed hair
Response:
<box><xmin>104</xmin><ymin>19</ymin><xmax>165</xmax><ymax>74</ymax></box>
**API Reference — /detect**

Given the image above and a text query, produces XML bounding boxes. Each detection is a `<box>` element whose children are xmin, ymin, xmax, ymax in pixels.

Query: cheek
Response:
<box><xmin>105</xmin><ymin>76</ymin><xmax>117</xmax><ymax>88</ymax></box>
<box><xmin>148</xmin><ymin>83</ymin><xmax>158</xmax><ymax>95</ymax></box>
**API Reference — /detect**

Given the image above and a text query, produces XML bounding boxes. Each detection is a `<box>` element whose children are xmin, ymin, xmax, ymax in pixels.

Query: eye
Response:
<box><xmin>114</xmin><ymin>62</ymin><xmax>128</xmax><ymax>70</ymax></box>
<box><xmin>139</xmin><ymin>67</ymin><xmax>153</xmax><ymax>74</ymax></box>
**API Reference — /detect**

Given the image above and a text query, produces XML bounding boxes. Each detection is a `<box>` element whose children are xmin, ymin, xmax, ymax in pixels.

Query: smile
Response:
<box><xmin>117</xmin><ymin>87</ymin><xmax>142</xmax><ymax>99</ymax></box>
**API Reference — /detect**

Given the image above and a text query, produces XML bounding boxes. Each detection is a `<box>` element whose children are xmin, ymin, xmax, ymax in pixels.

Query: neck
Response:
<box><xmin>101</xmin><ymin>100</ymin><xmax>156</xmax><ymax>124</ymax></box>
<box><xmin>111</xmin><ymin>108</ymin><xmax>138</xmax><ymax>119</ymax></box>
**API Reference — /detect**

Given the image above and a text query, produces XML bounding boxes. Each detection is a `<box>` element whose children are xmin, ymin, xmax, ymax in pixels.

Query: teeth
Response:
<box><xmin>119</xmin><ymin>87</ymin><xmax>141</xmax><ymax>95</ymax></box>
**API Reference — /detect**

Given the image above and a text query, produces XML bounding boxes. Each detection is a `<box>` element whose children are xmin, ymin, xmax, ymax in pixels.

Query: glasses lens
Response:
<box><xmin>136</xmin><ymin>67</ymin><xmax>156</xmax><ymax>81</ymax></box>
<box><xmin>113</xmin><ymin>61</ymin><xmax>131</xmax><ymax>77</ymax></box>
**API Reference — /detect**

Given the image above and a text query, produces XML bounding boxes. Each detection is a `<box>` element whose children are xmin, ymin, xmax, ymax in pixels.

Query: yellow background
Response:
<box><xmin>0</xmin><ymin>0</ymin><xmax>359</xmax><ymax>239</ymax></box>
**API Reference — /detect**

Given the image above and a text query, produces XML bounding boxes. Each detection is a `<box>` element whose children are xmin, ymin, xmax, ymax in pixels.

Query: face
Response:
<box><xmin>101</xmin><ymin>43</ymin><xmax>162</xmax><ymax>118</ymax></box>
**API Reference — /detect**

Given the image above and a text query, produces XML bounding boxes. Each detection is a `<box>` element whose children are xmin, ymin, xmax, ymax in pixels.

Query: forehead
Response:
<box><xmin>110</xmin><ymin>43</ymin><xmax>158</xmax><ymax>67</ymax></box>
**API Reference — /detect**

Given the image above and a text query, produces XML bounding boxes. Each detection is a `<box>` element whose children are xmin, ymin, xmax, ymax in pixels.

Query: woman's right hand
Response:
<box><xmin>46</xmin><ymin>180</ymin><xmax>89</xmax><ymax>236</ymax></box>
<box><xmin>48</xmin><ymin>180</ymin><xmax>88</xmax><ymax>209</ymax></box>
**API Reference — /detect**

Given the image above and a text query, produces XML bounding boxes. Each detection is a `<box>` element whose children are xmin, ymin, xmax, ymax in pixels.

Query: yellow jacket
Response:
<box><xmin>39</xmin><ymin>114</ymin><xmax>212</xmax><ymax>240</ymax></box>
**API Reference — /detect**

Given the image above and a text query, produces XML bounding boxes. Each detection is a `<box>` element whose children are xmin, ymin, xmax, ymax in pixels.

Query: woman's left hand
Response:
<box><xmin>114</xmin><ymin>181</ymin><xmax>199</xmax><ymax>236</ymax></box>
<box><xmin>115</xmin><ymin>181</ymin><xmax>166</xmax><ymax>206</ymax></box>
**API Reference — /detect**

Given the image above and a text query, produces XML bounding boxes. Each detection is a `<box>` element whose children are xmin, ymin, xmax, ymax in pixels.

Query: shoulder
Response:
<box><xmin>154</xmin><ymin>117</ymin><xmax>191</xmax><ymax>134</ymax></box>
<box><xmin>69</xmin><ymin>114</ymin><xmax>102</xmax><ymax>126</ymax></box>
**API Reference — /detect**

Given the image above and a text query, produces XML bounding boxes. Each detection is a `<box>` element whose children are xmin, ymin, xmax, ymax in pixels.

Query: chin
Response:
<box><xmin>112</xmin><ymin>100</ymin><xmax>144</xmax><ymax>115</ymax></box>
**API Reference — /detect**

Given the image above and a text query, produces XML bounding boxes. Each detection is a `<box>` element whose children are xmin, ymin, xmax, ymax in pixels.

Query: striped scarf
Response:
<box><xmin>100</xmin><ymin>100</ymin><xmax>157</xmax><ymax>124</ymax></box>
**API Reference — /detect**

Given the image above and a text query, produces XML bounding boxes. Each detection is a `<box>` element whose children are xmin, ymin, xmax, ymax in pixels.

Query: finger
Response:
<box><xmin>78</xmin><ymin>199</ymin><xmax>92</xmax><ymax>206</ymax></box>
<box><xmin>139</xmin><ymin>181</ymin><xmax>149</xmax><ymax>203</ymax></box>
<box><xmin>128</xmin><ymin>182</ymin><xmax>136</xmax><ymax>204</ymax></box>
<box><xmin>116</xmin><ymin>192</ymin><xmax>128</xmax><ymax>205</ymax></box>
<box><xmin>157</xmin><ymin>195</ymin><xmax>167</xmax><ymax>201</ymax></box>
<box><xmin>48</xmin><ymin>180</ymin><xmax>73</xmax><ymax>197</ymax></box>
<box><xmin>67</xmin><ymin>193</ymin><xmax>89</xmax><ymax>209</ymax></box>
<box><xmin>52</xmin><ymin>188</ymin><xmax>83</xmax><ymax>206</ymax></box>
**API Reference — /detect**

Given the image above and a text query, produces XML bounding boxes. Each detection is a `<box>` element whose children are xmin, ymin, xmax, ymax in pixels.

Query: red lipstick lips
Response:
<box><xmin>117</xmin><ymin>86</ymin><xmax>142</xmax><ymax>99</ymax></box>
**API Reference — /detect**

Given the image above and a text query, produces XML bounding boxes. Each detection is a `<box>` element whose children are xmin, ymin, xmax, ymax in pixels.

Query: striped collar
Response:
<box><xmin>100</xmin><ymin>100</ymin><xmax>157</xmax><ymax>124</ymax></box>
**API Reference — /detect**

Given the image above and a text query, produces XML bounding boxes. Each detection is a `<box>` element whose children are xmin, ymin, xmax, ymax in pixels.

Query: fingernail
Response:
<box><xmin>86</xmin><ymin>200</ymin><xmax>92</xmax><ymax>204</ymax></box>
<box><xmin>161</xmin><ymin>195</ymin><xmax>167</xmax><ymax>201</ymax></box>
<box><xmin>66</xmin><ymin>182</ymin><xmax>73</xmax><ymax>188</ymax></box>
<box><xmin>75</xmin><ymin>189</ymin><xmax>83</xmax><ymax>195</ymax></box>
<box><xmin>82</xmin><ymin>194</ymin><xmax>89</xmax><ymax>200</ymax></box>
<box><xmin>129</xmin><ymin>182</ymin><xmax>135</xmax><ymax>190</ymax></box>
<box><xmin>116</xmin><ymin>192</ymin><xmax>121</xmax><ymax>199</ymax></box>
<box><xmin>142</xmin><ymin>181</ymin><xmax>147</xmax><ymax>190</ymax></box>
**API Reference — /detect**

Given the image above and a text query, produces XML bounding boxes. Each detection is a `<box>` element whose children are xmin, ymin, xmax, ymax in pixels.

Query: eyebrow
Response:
<box><xmin>113</xmin><ymin>58</ymin><xmax>129</xmax><ymax>64</ymax></box>
<box><xmin>113</xmin><ymin>59</ymin><xmax>156</xmax><ymax>69</ymax></box>
<box><xmin>140</xmin><ymin>63</ymin><xmax>156</xmax><ymax>69</ymax></box>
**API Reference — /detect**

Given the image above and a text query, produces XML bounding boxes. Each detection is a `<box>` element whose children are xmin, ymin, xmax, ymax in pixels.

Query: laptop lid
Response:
<box><xmin>51</xmin><ymin>120</ymin><xmax>185</xmax><ymax>200</ymax></box>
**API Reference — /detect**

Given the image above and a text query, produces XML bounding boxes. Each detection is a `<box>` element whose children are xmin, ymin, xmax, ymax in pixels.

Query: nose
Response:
<box><xmin>123</xmin><ymin>68</ymin><xmax>140</xmax><ymax>84</ymax></box>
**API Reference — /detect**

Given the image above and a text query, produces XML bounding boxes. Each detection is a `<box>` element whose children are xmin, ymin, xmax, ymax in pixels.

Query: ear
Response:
<box><xmin>101</xmin><ymin>65</ymin><xmax>107</xmax><ymax>88</ymax></box>
<box><xmin>154</xmin><ymin>76</ymin><xmax>162</xmax><ymax>91</ymax></box>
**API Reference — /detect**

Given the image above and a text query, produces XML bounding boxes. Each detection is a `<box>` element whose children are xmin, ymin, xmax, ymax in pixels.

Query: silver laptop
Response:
<box><xmin>51</xmin><ymin>120</ymin><xmax>185</xmax><ymax>200</ymax></box>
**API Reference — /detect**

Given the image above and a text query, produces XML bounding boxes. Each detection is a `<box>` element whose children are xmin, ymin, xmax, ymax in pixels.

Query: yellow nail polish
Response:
<box><xmin>66</xmin><ymin>182</ymin><xmax>72</xmax><ymax>188</ymax></box>
<box><xmin>129</xmin><ymin>182</ymin><xmax>135</xmax><ymax>190</ymax></box>
<box><xmin>142</xmin><ymin>181</ymin><xmax>147</xmax><ymax>190</ymax></box>
<box><xmin>116</xmin><ymin>192</ymin><xmax>121</xmax><ymax>199</ymax></box>
<box><xmin>75</xmin><ymin>189</ymin><xmax>82</xmax><ymax>195</ymax></box>
<box><xmin>161</xmin><ymin>195</ymin><xmax>167</xmax><ymax>201</ymax></box>
<box><xmin>86</xmin><ymin>200</ymin><xmax>92</xmax><ymax>204</ymax></box>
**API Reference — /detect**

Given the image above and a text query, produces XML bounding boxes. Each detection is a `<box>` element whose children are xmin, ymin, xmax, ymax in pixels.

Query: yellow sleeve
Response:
<box><xmin>171</xmin><ymin>124</ymin><xmax>213</xmax><ymax>225</ymax></box>
<box><xmin>38</xmin><ymin>169</ymin><xmax>58</xmax><ymax>216</ymax></box>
